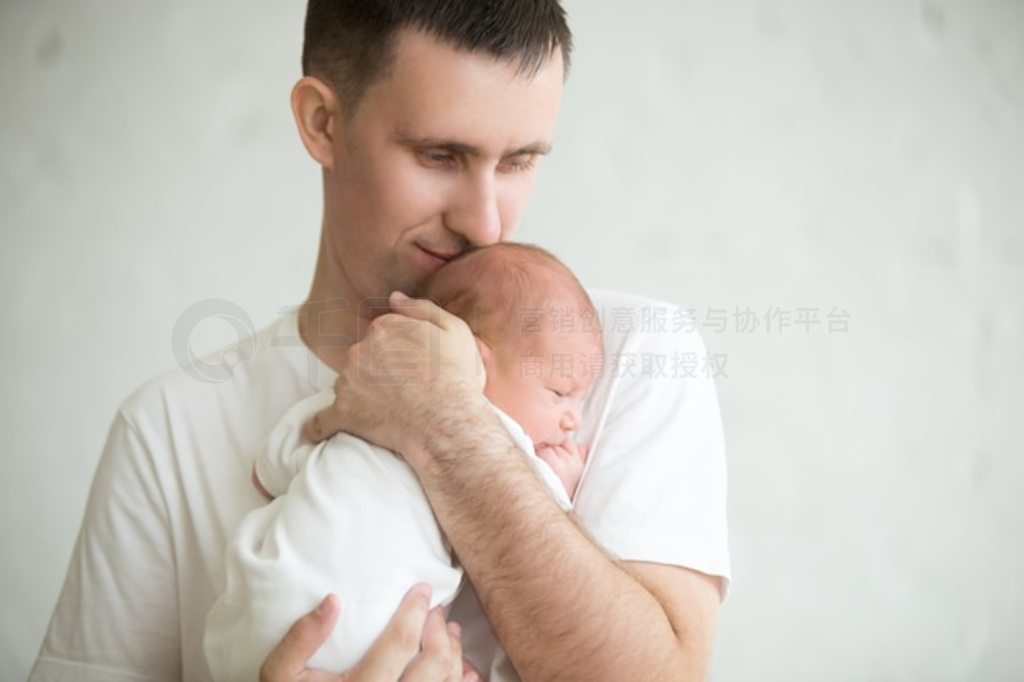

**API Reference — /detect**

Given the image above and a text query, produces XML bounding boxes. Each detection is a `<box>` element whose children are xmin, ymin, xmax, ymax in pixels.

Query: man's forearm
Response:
<box><xmin>415</xmin><ymin>400</ymin><xmax>704</xmax><ymax>682</ymax></box>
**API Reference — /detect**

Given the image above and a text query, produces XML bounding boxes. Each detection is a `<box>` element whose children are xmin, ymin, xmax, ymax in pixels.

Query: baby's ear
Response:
<box><xmin>475</xmin><ymin>338</ymin><xmax>493</xmax><ymax>386</ymax></box>
<box><xmin>475</xmin><ymin>338</ymin><xmax>491</xmax><ymax>361</ymax></box>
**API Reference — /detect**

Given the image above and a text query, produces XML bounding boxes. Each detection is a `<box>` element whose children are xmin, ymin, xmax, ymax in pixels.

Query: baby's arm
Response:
<box><xmin>255</xmin><ymin>390</ymin><xmax>337</xmax><ymax>498</ymax></box>
<box><xmin>251</xmin><ymin>465</ymin><xmax>273</xmax><ymax>500</ymax></box>
<box><xmin>535</xmin><ymin>440</ymin><xmax>588</xmax><ymax>500</ymax></box>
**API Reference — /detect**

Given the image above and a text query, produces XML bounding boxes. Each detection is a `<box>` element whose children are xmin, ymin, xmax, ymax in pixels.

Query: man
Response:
<box><xmin>30</xmin><ymin>2</ymin><xmax>730</xmax><ymax>681</ymax></box>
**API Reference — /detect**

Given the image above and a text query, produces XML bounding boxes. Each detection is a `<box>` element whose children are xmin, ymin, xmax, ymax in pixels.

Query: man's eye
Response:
<box><xmin>498</xmin><ymin>154</ymin><xmax>537</xmax><ymax>173</ymax></box>
<box><xmin>549</xmin><ymin>388</ymin><xmax>566</xmax><ymax>398</ymax></box>
<box><xmin>419</xmin><ymin>150</ymin><xmax>457</xmax><ymax>167</ymax></box>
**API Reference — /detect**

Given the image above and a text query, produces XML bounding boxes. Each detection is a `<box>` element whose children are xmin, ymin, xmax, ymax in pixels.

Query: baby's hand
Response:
<box><xmin>536</xmin><ymin>440</ymin><xmax>587</xmax><ymax>500</ymax></box>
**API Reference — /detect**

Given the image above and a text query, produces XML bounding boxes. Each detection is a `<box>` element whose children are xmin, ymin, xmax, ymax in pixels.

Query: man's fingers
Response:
<box><xmin>445</xmin><ymin>621</ymin><xmax>463</xmax><ymax>682</ymax></box>
<box><xmin>351</xmin><ymin>583</ymin><xmax>432</xmax><ymax>680</ymax></box>
<box><xmin>400</xmin><ymin>606</ymin><xmax>454</xmax><ymax>681</ymax></box>
<box><xmin>389</xmin><ymin>291</ymin><xmax>460</xmax><ymax>331</ymax></box>
<box><xmin>449</xmin><ymin>629</ymin><xmax>484</xmax><ymax>682</ymax></box>
<box><xmin>461</xmin><ymin>657</ymin><xmax>483</xmax><ymax>682</ymax></box>
<box><xmin>260</xmin><ymin>594</ymin><xmax>340</xmax><ymax>681</ymax></box>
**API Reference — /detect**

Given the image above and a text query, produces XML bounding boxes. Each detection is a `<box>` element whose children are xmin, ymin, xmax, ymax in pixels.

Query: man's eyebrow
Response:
<box><xmin>509</xmin><ymin>141</ymin><xmax>552</xmax><ymax>156</ymax></box>
<box><xmin>393</xmin><ymin>132</ymin><xmax>551</xmax><ymax>158</ymax></box>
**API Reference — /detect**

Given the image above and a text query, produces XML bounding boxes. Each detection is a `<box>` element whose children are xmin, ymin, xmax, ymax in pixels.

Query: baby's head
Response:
<box><xmin>419</xmin><ymin>243</ymin><xmax>603</xmax><ymax>449</ymax></box>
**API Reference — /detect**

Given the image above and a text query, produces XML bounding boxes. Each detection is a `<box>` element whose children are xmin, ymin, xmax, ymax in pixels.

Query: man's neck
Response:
<box><xmin>296</xmin><ymin>299</ymin><xmax>360</xmax><ymax>374</ymax></box>
<box><xmin>298</xmin><ymin>235</ymin><xmax>367</xmax><ymax>373</ymax></box>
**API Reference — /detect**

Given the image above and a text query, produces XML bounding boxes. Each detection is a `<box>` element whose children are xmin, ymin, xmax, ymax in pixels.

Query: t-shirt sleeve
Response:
<box><xmin>255</xmin><ymin>390</ymin><xmax>336</xmax><ymax>498</ymax></box>
<box><xmin>573</xmin><ymin>312</ymin><xmax>731</xmax><ymax>598</ymax></box>
<box><xmin>29</xmin><ymin>412</ymin><xmax>181</xmax><ymax>682</ymax></box>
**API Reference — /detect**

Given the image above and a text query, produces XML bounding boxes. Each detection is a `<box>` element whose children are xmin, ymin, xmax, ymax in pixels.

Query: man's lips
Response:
<box><xmin>417</xmin><ymin>245</ymin><xmax>459</xmax><ymax>263</ymax></box>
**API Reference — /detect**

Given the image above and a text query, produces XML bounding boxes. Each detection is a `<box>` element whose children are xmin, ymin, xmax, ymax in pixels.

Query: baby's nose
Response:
<box><xmin>561</xmin><ymin>409</ymin><xmax>580</xmax><ymax>431</ymax></box>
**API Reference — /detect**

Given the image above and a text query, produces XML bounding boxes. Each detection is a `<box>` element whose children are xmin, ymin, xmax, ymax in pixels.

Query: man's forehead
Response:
<box><xmin>365</xmin><ymin>28</ymin><xmax>564</xmax><ymax>137</ymax></box>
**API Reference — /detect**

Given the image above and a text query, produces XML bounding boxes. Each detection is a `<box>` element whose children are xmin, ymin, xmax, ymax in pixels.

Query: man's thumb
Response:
<box><xmin>260</xmin><ymin>594</ymin><xmax>340</xmax><ymax>679</ymax></box>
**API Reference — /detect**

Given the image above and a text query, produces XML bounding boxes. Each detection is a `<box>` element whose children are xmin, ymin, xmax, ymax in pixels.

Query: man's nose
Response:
<box><xmin>443</xmin><ymin>171</ymin><xmax>501</xmax><ymax>246</ymax></box>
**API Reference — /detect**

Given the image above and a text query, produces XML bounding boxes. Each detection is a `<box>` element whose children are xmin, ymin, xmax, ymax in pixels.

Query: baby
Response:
<box><xmin>204</xmin><ymin>243</ymin><xmax>603</xmax><ymax>680</ymax></box>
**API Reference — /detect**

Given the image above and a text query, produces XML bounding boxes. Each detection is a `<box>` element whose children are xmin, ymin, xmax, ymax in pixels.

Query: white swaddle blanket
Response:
<box><xmin>204</xmin><ymin>390</ymin><xmax>571</xmax><ymax>681</ymax></box>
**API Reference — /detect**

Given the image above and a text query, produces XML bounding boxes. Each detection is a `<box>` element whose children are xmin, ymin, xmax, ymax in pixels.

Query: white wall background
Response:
<box><xmin>2</xmin><ymin>1</ymin><xmax>1022</xmax><ymax>679</ymax></box>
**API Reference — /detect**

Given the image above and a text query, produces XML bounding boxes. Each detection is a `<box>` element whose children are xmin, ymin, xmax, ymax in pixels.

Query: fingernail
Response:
<box><xmin>412</xmin><ymin>582</ymin><xmax>432</xmax><ymax>600</ymax></box>
<box><xmin>391</xmin><ymin>290</ymin><xmax>409</xmax><ymax>301</ymax></box>
<box><xmin>464</xmin><ymin>672</ymin><xmax>481</xmax><ymax>682</ymax></box>
<box><xmin>317</xmin><ymin>594</ymin><xmax>334</xmax><ymax>614</ymax></box>
<box><xmin>448</xmin><ymin>622</ymin><xmax>462</xmax><ymax>640</ymax></box>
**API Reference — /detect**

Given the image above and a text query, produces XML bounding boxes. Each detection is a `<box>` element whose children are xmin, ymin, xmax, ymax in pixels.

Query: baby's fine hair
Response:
<box><xmin>418</xmin><ymin>243</ymin><xmax>600</xmax><ymax>348</ymax></box>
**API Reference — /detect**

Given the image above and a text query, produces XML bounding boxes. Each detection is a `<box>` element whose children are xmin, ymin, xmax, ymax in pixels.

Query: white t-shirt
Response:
<box><xmin>203</xmin><ymin>392</ymin><xmax>570</xmax><ymax>681</ymax></box>
<box><xmin>29</xmin><ymin>290</ymin><xmax>731</xmax><ymax>682</ymax></box>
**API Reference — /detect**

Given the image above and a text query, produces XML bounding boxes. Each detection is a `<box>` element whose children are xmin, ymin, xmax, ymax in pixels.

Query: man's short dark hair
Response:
<box><xmin>302</xmin><ymin>0</ymin><xmax>572</xmax><ymax>113</ymax></box>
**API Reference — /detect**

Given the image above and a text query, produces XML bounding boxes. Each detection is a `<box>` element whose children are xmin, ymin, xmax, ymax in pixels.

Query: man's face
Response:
<box><xmin>321</xmin><ymin>30</ymin><xmax>565</xmax><ymax>308</ymax></box>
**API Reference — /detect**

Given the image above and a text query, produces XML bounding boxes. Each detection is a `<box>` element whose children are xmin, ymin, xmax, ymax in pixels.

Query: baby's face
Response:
<box><xmin>482</xmin><ymin>329</ymin><xmax>602</xmax><ymax>449</ymax></box>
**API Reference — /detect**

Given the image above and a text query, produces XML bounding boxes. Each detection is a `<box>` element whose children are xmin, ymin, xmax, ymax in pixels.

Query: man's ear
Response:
<box><xmin>290</xmin><ymin>76</ymin><xmax>340</xmax><ymax>169</ymax></box>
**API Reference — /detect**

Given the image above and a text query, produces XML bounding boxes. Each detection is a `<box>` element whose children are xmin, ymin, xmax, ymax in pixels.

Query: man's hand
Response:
<box><xmin>304</xmin><ymin>292</ymin><xmax>487</xmax><ymax>472</ymax></box>
<box><xmin>259</xmin><ymin>583</ymin><xmax>481</xmax><ymax>682</ymax></box>
<box><xmin>536</xmin><ymin>440</ymin><xmax>587</xmax><ymax>499</ymax></box>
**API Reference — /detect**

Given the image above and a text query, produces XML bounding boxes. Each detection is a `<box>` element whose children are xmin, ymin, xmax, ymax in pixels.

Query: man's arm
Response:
<box><xmin>415</xmin><ymin>393</ymin><xmax>720</xmax><ymax>682</ymax></box>
<box><xmin>307</xmin><ymin>294</ymin><xmax>723</xmax><ymax>681</ymax></box>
